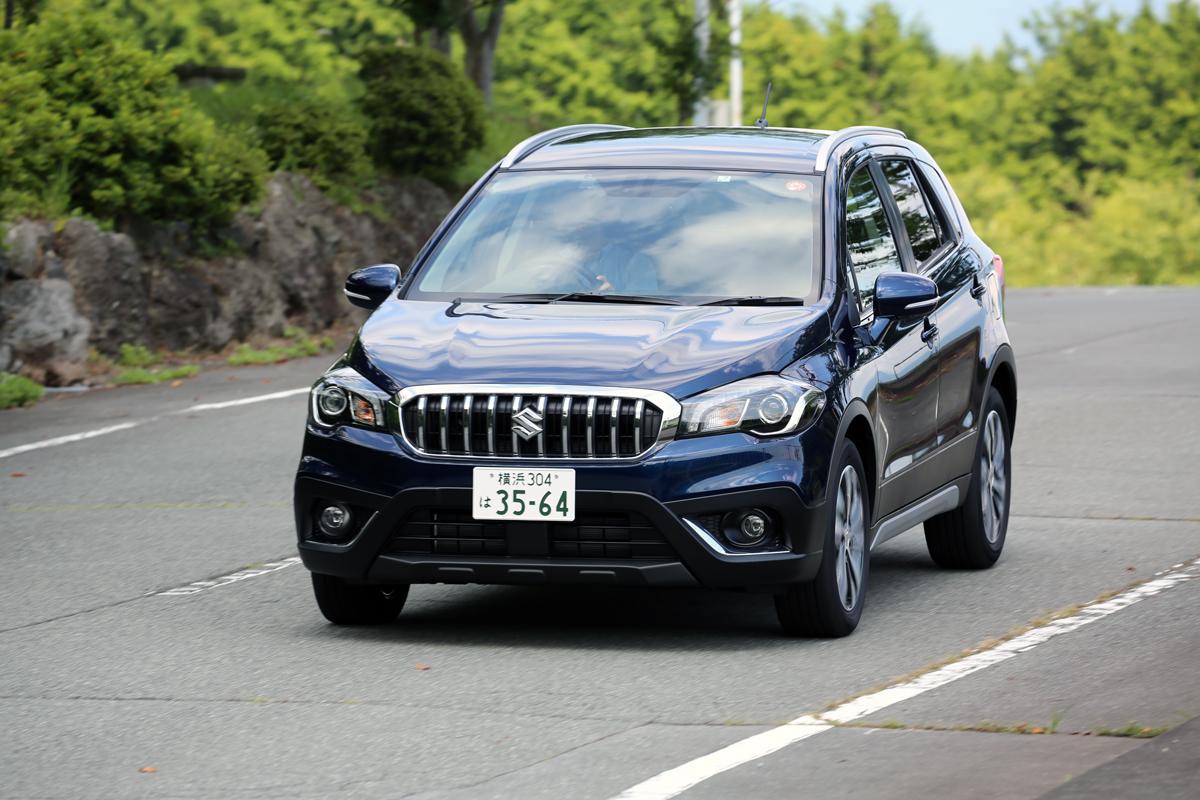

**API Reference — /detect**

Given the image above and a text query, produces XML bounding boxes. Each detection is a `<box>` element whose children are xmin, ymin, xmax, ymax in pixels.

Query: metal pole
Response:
<box><xmin>728</xmin><ymin>0</ymin><xmax>742</xmax><ymax>125</ymax></box>
<box><xmin>693</xmin><ymin>0</ymin><xmax>710</xmax><ymax>126</ymax></box>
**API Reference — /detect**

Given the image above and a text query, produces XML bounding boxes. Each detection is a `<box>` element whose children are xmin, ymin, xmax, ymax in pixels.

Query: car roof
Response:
<box><xmin>505</xmin><ymin>125</ymin><xmax>916</xmax><ymax>175</ymax></box>
<box><xmin>510</xmin><ymin>127</ymin><xmax>833</xmax><ymax>173</ymax></box>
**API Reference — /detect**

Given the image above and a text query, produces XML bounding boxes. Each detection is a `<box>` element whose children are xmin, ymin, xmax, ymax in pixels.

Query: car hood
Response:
<box><xmin>351</xmin><ymin>299</ymin><xmax>829</xmax><ymax>399</ymax></box>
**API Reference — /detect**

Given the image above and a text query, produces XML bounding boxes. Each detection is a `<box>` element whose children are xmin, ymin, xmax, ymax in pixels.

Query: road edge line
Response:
<box><xmin>0</xmin><ymin>386</ymin><xmax>309</xmax><ymax>461</ymax></box>
<box><xmin>610</xmin><ymin>556</ymin><xmax>1200</xmax><ymax>800</ymax></box>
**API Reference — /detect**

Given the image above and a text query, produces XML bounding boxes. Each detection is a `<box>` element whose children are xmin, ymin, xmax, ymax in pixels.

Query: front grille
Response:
<box><xmin>399</xmin><ymin>392</ymin><xmax>665</xmax><ymax>458</ymax></box>
<box><xmin>387</xmin><ymin>509</ymin><xmax>675</xmax><ymax>560</ymax></box>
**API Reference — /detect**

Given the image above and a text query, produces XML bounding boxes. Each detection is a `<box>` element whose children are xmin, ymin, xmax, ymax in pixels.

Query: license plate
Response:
<box><xmin>472</xmin><ymin>467</ymin><xmax>575</xmax><ymax>521</ymax></box>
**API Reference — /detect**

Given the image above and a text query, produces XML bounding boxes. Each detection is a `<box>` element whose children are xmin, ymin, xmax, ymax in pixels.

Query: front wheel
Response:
<box><xmin>775</xmin><ymin>441</ymin><xmax>870</xmax><ymax>637</ymax></box>
<box><xmin>924</xmin><ymin>387</ymin><xmax>1011</xmax><ymax>569</ymax></box>
<box><xmin>311</xmin><ymin>574</ymin><xmax>409</xmax><ymax>625</ymax></box>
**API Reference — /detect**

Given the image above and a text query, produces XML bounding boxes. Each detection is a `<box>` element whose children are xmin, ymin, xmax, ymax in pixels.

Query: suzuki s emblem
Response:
<box><xmin>512</xmin><ymin>405</ymin><xmax>544</xmax><ymax>441</ymax></box>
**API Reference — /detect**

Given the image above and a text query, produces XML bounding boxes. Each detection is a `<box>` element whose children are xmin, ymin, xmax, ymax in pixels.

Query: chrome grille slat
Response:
<box><xmin>511</xmin><ymin>394</ymin><xmax>523</xmax><ymax>456</ymax></box>
<box><xmin>561</xmin><ymin>396</ymin><xmax>572</xmax><ymax>456</ymax></box>
<box><xmin>486</xmin><ymin>395</ymin><xmax>497</xmax><ymax>455</ymax></box>
<box><xmin>463</xmin><ymin>394</ymin><xmax>473</xmax><ymax>455</ymax></box>
<box><xmin>440</xmin><ymin>394</ymin><xmax>450</xmax><ymax>453</ymax></box>
<box><xmin>416</xmin><ymin>396</ymin><xmax>427</xmax><ymax>450</ymax></box>
<box><xmin>399</xmin><ymin>386</ymin><xmax>669</xmax><ymax>460</ymax></box>
<box><xmin>610</xmin><ymin>397</ymin><xmax>620</xmax><ymax>456</ymax></box>
<box><xmin>536</xmin><ymin>396</ymin><xmax>547</xmax><ymax>456</ymax></box>
<box><xmin>585</xmin><ymin>397</ymin><xmax>596</xmax><ymax>457</ymax></box>
<box><xmin>634</xmin><ymin>399</ymin><xmax>644</xmax><ymax>453</ymax></box>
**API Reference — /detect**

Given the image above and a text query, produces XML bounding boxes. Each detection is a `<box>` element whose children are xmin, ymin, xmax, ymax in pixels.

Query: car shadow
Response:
<box><xmin>305</xmin><ymin>543</ymin><xmax>942</xmax><ymax>651</ymax></box>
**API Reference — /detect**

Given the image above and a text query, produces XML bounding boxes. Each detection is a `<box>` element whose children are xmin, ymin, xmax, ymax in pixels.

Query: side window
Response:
<box><xmin>879</xmin><ymin>159</ymin><xmax>942</xmax><ymax>264</ymax></box>
<box><xmin>917</xmin><ymin>161</ymin><xmax>961</xmax><ymax>241</ymax></box>
<box><xmin>845</xmin><ymin>166</ymin><xmax>903</xmax><ymax>312</ymax></box>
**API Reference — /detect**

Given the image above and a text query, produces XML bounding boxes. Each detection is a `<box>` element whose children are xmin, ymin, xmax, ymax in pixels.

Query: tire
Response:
<box><xmin>775</xmin><ymin>440</ymin><xmax>870</xmax><ymax>637</ymax></box>
<box><xmin>311</xmin><ymin>574</ymin><xmax>409</xmax><ymax>625</ymax></box>
<box><xmin>924</xmin><ymin>387</ymin><xmax>1011</xmax><ymax>569</ymax></box>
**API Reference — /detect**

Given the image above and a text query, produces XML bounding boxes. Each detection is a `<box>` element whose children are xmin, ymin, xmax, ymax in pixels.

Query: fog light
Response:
<box><xmin>318</xmin><ymin>503</ymin><xmax>352</xmax><ymax>537</ymax></box>
<box><xmin>723</xmin><ymin>508</ymin><xmax>771</xmax><ymax>548</ymax></box>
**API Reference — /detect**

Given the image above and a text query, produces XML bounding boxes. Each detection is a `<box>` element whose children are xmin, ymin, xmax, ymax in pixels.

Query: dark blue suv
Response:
<box><xmin>295</xmin><ymin>124</ymin><xmax>1017</xmax><ymax>637</ymax></box>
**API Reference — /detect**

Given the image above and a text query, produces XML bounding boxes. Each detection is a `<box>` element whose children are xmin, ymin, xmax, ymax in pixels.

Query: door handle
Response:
<box><xmin>970</xmin><ymin>275</ymin><xmax>987</xmax><ymax>299</ymax></box>
<box><xmin>921</xmin><ymin>322</ymin><xmax>938</xmax><ymax>343</ymax></box>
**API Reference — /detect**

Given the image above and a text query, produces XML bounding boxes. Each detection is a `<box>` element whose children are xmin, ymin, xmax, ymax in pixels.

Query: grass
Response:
<box><xmin>113</xmin><ymin>365</ymin><xmax>200</xmax><ymax>385</ymax></box>
<box><xmin>0</xmin><ymin>372</ymin><xmax>45</xmax><ymax>409</ymax></box>
<box><xmin>227</xmin><ymin>326</ymin><xmax>336</xmax><ymax>366</ymax></box>
<box><xmin>1091</xmin><ymin>723</ymin><xmax>1168</xmax><ymax>739</ymax></box>
<box><xmin>842</xmin><ymin>719</ymin><xmax>1059</xmax><ymax>736</ymax></box>
<box><xmin>117</xmin><ymin>343</ymin><xmax>160</xmax><ymax>368</ymax></box>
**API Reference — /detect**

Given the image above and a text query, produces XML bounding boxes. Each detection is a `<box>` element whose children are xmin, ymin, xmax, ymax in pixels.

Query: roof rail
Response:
<box><xmin>500</xmin><ymin>124</ymin><xmax>632</xmax><ymax>169</ymax></box>
<box><xmin>813</xmin><ymin>125</ymin><xmax>906</xmax><ymax>172</ymax></box>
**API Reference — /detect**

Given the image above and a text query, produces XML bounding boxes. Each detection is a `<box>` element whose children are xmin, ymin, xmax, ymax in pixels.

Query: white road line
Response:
<box><xmin>612</xmin><ymin>556</ymin><xmax>1200</xmax><ymax>800</ymax></box>
<box><xmin>0</xmin><ymin>422</ymin><xmax>142</xmax><ymax>460</ymax></box>
<box><xmin>0</xmin><ymin>386</ymin><xmax>309</xmax><ymax>460</ymax></box>
<box><xmin>155</xmin><ymin>557</ymin><xmax>302</xmax><ymax>596</ymax></box>
<box><xmin>182</xmin><ymin>387</ymin><xmax>309</xmax><ymax>412</ymax></box>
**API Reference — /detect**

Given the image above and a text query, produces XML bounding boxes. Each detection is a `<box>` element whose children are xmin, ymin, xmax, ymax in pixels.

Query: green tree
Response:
<box><xmin>0</xmin><ymin>2</ymin><xmax>266</xmax><ymax>226</ymax></box>
<box><xmin>359</xmin><ymin>46</ymin><xmax>485</xmax><ymax>179</ymax></box>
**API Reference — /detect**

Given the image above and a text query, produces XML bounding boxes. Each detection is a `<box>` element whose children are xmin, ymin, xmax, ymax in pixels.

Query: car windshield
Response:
<box><xmin>407</xmin><ymin>169</ymin><xmax>821</xmax><ymax>304</ymax></box>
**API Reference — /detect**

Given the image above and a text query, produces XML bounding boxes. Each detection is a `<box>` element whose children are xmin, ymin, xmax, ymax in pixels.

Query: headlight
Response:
<box><xmin>679</xmin><ymin>375</ymin><xmax>825</xmax><ymax>438</ymax></box>
<box><xmin>310</xmin><ymin>367</ymin><xmax>390</xmax><ymax>429</ymax></box>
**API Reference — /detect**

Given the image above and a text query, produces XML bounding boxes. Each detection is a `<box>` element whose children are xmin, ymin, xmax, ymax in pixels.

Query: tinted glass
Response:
<box><xmin>845</xmin><ymin>167</ymin><xmax>902</xmax><ymax>310</ymax></box>
<box><xmin>410</xmin><ymin>170</ymin><xmax>819</xmax><ymax>301</ymax></box>
<box><xmin>880</xmin><ymin>159</ymin><xmax>941</xmax><ymax>263</ymax></box>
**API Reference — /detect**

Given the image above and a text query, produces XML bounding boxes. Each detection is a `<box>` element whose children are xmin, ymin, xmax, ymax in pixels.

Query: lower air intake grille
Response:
<box><xmin>387</xmin><ymin>509</ymin><xmax>675</xmax><ymax>560</ymax></box>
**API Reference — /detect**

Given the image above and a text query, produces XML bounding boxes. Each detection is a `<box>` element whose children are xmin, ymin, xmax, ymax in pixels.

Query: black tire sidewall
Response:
<box><xmin>969</xmin><ymin>388</ymin><xmax>1012</xmax><ymax>560</ymax></box>
<box><xmin>817</xmin><ymin>441</ymin><xmax>871</xmax><ymax>632</ymax></box>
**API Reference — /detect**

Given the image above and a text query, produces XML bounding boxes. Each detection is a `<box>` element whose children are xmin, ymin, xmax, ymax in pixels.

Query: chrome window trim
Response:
<box><xmin>394</xmin><ymin>383</ymin><xmax>682</xmax><ymax>461</ymax></box>
<box><xmin>500</xmin><ymin>124</ymin><xmax>631</xmax><ymax>169</ymax></box>
<box><xmin>815</xmin><ymin>125</ymin><xmax>907</xmax><ymax>173</ymax></box>
<box><xmin>682</xmin><ymin>519</ymin><xmax>792</xmax><ymax>558</ymax></box>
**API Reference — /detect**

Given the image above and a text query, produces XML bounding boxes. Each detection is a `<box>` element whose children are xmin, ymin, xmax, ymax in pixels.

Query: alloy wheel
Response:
<box><xmin>979</xmin><ymin>409</ymin><xmax>1008</xmax><ymax>544</ymax></box>
<box><xmin>834</xmin><ymin>464</ymin><xmax>867</xmax><ymax>611</ymax></box>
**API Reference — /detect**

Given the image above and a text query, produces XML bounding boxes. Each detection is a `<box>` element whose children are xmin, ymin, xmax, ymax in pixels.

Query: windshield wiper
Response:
<box><xmin>494</xmin><ymin>292</ymin><xmax>681</xmax><ymax>306</ymax></box>
<box><xmin>700</xmin><ymin>295</ymin><xmax>805</xmax><ymax>306</ymax></box>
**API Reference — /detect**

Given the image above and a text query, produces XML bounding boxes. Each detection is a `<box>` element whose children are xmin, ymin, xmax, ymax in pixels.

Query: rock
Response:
<box><xmin>0</xmin><ymin>172</ymin><xmax>454</xmax><ymax>377</ymax></box>
<box><xmin>4</xmin><ymin>220</ymin><xmax>55</xmax><ymax>279</ymax></box>
<box><xmin>0</xmin><ymin>278</ymin><xmax>91</xmax><ymax>385</ymax></box>
<box><xmin>57</xmin><ymin>219</ymin><xmax>150</xmax><ymax>354</ymax></box>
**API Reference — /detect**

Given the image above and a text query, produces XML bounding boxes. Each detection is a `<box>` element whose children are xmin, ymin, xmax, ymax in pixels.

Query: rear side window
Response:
<box><xmin>845</xmin><ymin>166</ymin><xmax>903</xmax><ymax>312</ymax></box>
<box><xmin>879</xmin><ymin>159</ymin><xmax>941</xmax><ymax>264</ymax></box>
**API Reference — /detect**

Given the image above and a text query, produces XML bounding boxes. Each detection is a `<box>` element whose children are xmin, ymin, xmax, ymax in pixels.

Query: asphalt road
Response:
<box><xmin>1</xmin><ymin>287</ymin><xmax>1198</xmax><ymax>799</ymax></box>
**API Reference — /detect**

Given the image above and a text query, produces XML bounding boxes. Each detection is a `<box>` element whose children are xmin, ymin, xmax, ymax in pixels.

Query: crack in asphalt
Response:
<box><xmin>0</xmin><ymin>692</ymin><xmax>655</xmax><ymax>727</ymax></box>
<box><xmin>0</xmin><ymin>553</ymin><xmax>301</xmax><ymax>635</ymax></box>
<box><xmin>1012</xmin><ymin>512</ymin><xmax>1200</xmax><ymax>524</ymax></box>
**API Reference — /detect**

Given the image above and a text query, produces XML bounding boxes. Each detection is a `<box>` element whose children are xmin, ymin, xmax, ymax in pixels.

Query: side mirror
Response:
<box><xmin>344</xmin><ymin>264</ymin><xmax>401</xmax><ymax>310</ymax></box>
<box><xmin>874</xmin><ymin>272</ymin><xmax>938</xmax><ymax>321</ymax></box>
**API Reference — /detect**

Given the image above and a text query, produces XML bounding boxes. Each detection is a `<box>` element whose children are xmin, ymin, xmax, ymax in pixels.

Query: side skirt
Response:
<box><xmin>870</xmin><ymin>476</ymin><xmax>969</xmax><ymax>551</ymax></box>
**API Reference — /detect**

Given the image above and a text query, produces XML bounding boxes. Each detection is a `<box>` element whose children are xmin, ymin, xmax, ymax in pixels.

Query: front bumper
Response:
<box><xmin>294</xmin><ymin>422</ymin><xmax>834</xmax><ymax>591</ymax></box>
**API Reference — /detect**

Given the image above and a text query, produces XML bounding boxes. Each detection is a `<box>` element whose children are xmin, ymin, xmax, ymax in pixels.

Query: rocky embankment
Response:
<box><xmin>0</xmin><ymin>173</ymin><xmax>453</xmax><ymax>384</ymax></box>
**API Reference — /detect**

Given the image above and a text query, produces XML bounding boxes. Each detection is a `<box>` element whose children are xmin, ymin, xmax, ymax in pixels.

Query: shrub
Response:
<box><xmin>227</xmin><ymin>328</ymin><xmax>336</xmax><ymax>366</ymax></box>
<box><xmin>0</xmin><ymin>61</ymin><xmax>78</xmax><ymax>218</ymax></box>
<box><xmin>117</xmin><ymin>344</ymin><xmax>160</xmax><ymax>369</ymax></box>
<box><xmin>254</xmin><ymin>95</ymin><xmax>372</xmax><ymax>190</ymax></box>
<box><xmin>359</xmin><ymin>46</ymin><xmax>486</xmax><ymax>179</ymax></box>
<box><xmin>113</xmin><ymin>365</ymin><xmax>199</xmax><ymax>385</ymax></box>
<box><xmin>0</xmin><ymin>5</ymin><xmax>267</xmax><ymax>227</ymax></box>
<box><xmin>0</xmin><ymin>373</ymin><xmax>45</xmax><ymax>409</ymax></box>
